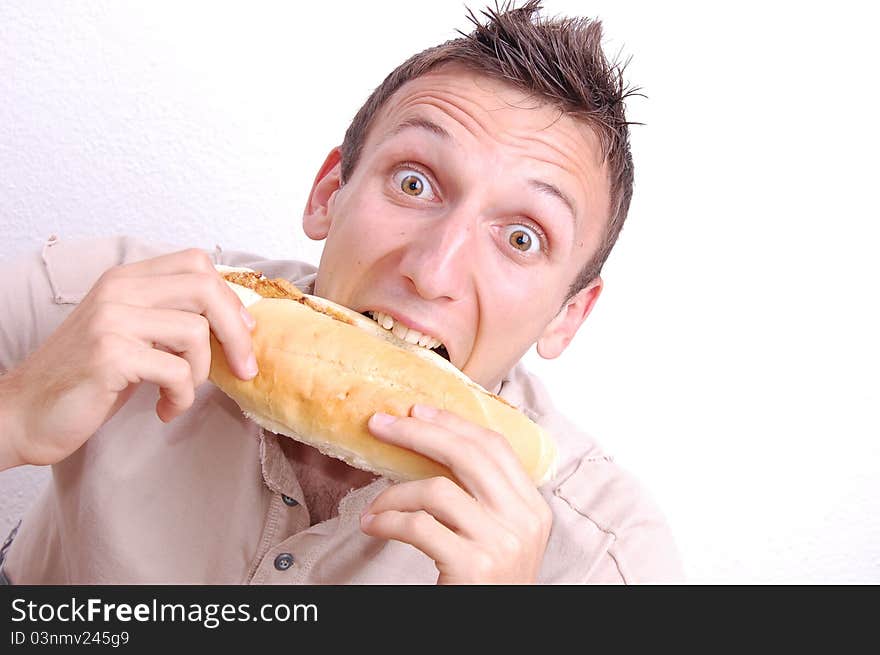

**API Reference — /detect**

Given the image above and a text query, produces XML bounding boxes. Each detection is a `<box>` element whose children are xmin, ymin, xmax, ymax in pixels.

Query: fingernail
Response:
<box><xmin>369</xmin><ymin>412</ymin><xmax>397</xmax><ymax>428</ymax></box>
<box><xmin>412</xmin><ymin>404</ymin><xmax>438</xmax><ymax>419</ymax></box>
<box><xmin>244</xmin><ymin>353</ymin><xmax>258</xmax><ymax>378</ymax></box>
<box><xmin>361</xmin><ymin>513</ymin><xmax>375</xmax><ymax>528</ymax></box>
<box><xmin>240</xmin><ymin>305</ymin><xmax>256</xmax><ymax>330</ymax></box>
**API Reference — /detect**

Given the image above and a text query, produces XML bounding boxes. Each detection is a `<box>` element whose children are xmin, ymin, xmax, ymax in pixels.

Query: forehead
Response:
<box><xmin>368</xmin><ymin>64</ymin><xmax>606</xmax><ymax>163</ymax></box>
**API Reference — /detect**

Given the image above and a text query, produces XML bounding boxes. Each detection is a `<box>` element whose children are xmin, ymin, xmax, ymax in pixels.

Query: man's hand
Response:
<box><xmin>361</xmin><ymin>404</ymin><xmax>553</xmax><ymax>584</ymax></box>
<box><xmin>0</xmin><ymin>249</ymin><xmax>258</xmax><ymax>471</ymax></box>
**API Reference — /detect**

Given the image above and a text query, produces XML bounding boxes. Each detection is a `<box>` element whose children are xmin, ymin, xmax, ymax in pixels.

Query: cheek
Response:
<box><xmin>479</xmin><ymin>275</ymin><xmax>563</xmax><ymax>336</ymax></box>
<box><xmin>327</xmin><ymin>193</ymin><xmax>383</xmax><ymax>244</ymax></box>
<box><xmin>325</xmin><ymin>212</ymin><xmax>409</xmax><ymax>275</ymax></box>
<box><xmin>480</xmin><ymin>284</ymin><xmax>540</xmax><ymax>338</ymax></box>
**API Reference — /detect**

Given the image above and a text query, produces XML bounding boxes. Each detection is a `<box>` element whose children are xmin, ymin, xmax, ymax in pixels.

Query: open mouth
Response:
<box><xmin>362</xmin><ymin>311</ymin><xmax>451</xmax><ymax>362</ymax></box>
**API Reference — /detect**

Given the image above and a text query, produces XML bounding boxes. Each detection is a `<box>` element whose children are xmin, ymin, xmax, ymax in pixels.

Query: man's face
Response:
<box><xmin>304</xmin><ymin>65</ymin><xmax>610</xmax><ymax>392</ymax></box>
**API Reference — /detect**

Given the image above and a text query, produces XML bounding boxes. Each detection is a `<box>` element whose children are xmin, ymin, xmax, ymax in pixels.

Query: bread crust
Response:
<box><xmin>209</xmin><ymin>268</ymin><xmax>557</xmax><ymax>484</ymax></box>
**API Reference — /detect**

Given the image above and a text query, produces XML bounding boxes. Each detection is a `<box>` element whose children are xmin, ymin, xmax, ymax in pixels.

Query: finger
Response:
<box><xmin>104</xmin><ymin>248</ymin><xmax>218</xmax><ymax>280</ymax></box>
<box><xmin>112</xmin><ymin>339</ymin><xmax>196</xmax><ymax>422</ymax></box>
<box><xmin>94</xmin><ymin>271</ymin><xmax>257</xmax><ymax>381</ymax></box>
<box><xmin>366</xmin><ymin>477</ymin><xmax>497</xmax><ymax>541</ymax></box>
<box><xmin>412</xmin><ymin>404</ymin><xmax>539</xmax><ymax>493</ymax></box>
<box><xmin>408</xmin><ymin>405</ymin><xmax>550</xmax><ymax>517</ymax></box>
<box><xmin>100</xmin><ymin>249</ymin><xmax>254</xmax><ymax>330</ymax></box>
<box><xmin>95</xmin><ymin>303</ymin><xmax>213</xmax><ymax>387</ymax></box>
<box><xmin>368</xmin><ymin>412</ymin><xmax>525</xmax><ymax>512</ymax></box>
<box><xmin>360</xmin><ymin>509</ymin><xmax>464</xmax><ymax>568</ymax></box>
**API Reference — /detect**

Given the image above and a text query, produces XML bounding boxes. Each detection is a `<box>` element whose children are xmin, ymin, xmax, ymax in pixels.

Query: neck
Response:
<box><xmin>281</xmin><ymin>438</ymin><xmax>378</xmax><ymax>490</ymax></box>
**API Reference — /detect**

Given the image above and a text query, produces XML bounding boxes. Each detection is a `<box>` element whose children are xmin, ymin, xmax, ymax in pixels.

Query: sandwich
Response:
<box><xmin>208</xmin><ymin>265</ymin><xmax>557</xmax><ymax>485</ymax></box>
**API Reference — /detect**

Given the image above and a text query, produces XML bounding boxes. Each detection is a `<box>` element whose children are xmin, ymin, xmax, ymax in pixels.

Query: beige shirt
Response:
<box><xmin>0</xmin><ymin>235</ymin><xmax>683</xmax><ymax>584</ymax></box>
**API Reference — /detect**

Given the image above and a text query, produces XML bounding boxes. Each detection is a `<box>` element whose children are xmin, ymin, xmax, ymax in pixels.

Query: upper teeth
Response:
<box><xmin>368</xmin><ymin>311</ymin><xmax>443</xmax><ymax>350</ymax></box>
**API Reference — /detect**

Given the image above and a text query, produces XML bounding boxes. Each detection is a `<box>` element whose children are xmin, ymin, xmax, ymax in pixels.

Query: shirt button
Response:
<box><xmin>281</xmin><ymin>494</ymin><xmax>299</xmax><ymax>507</ymax></box>
<box><xmin>274</xmin><ymin>553</ymin><xmax>295</xmax><ymax>571</ymax></box>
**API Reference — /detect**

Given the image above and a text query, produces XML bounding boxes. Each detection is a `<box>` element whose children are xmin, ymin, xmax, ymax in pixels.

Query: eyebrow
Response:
<box><xmin>382</xmin><ymin>116</ymin><xmax>451</xmax><ymax>143</ymax></box>
<box><xmin>529</xmin><ymin>179</ymin><xmax>577</xmax><ymax>228</ymax></box>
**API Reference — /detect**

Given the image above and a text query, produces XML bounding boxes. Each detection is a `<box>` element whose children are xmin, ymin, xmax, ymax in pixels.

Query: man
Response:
<box><xmin>0</xmin><ymin>1</ymin><xmax>682</xmax><ymax>583</ymax></box>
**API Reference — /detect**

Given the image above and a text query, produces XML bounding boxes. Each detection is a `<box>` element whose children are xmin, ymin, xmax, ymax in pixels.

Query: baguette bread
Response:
<box><xmin>208</xmin><ymin>265</ymin><xmax>557</xmax><ymax>485</ymax></box>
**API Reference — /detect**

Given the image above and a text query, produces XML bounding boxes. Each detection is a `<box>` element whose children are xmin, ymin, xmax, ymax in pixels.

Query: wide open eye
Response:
<box><xmin>393</xmin><ymin>169</ymin><xmax>436</xmax><ymax>200</ymax></box>
<box><xmin>503</xmin><ymin>224</ymin><xmax>542</xmax><ymax>254</ymax></box>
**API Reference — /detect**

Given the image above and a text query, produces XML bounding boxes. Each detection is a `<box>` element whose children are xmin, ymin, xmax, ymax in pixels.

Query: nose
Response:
<box><xmin>398</xmin><ymin>209</ymin><xmax>475</xmax><ymax>301</ymax></box>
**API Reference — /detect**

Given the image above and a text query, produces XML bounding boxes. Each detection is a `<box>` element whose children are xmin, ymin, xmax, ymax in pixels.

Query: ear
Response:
<box><xmin>536</xmin><ymin>277</ymin><xmax>603</xmax><ymax>359</ymax></box>
<box><xmin>303</xmin><ymin>147</ymin><xmax>343</xmax><ymax>241</ymax></box>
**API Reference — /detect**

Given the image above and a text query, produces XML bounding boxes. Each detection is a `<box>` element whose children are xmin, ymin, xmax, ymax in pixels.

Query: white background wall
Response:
<box><xmin>1</xmin><ymin>0</ymin><xmax>877</xmax><ymax>583</ymax></box>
